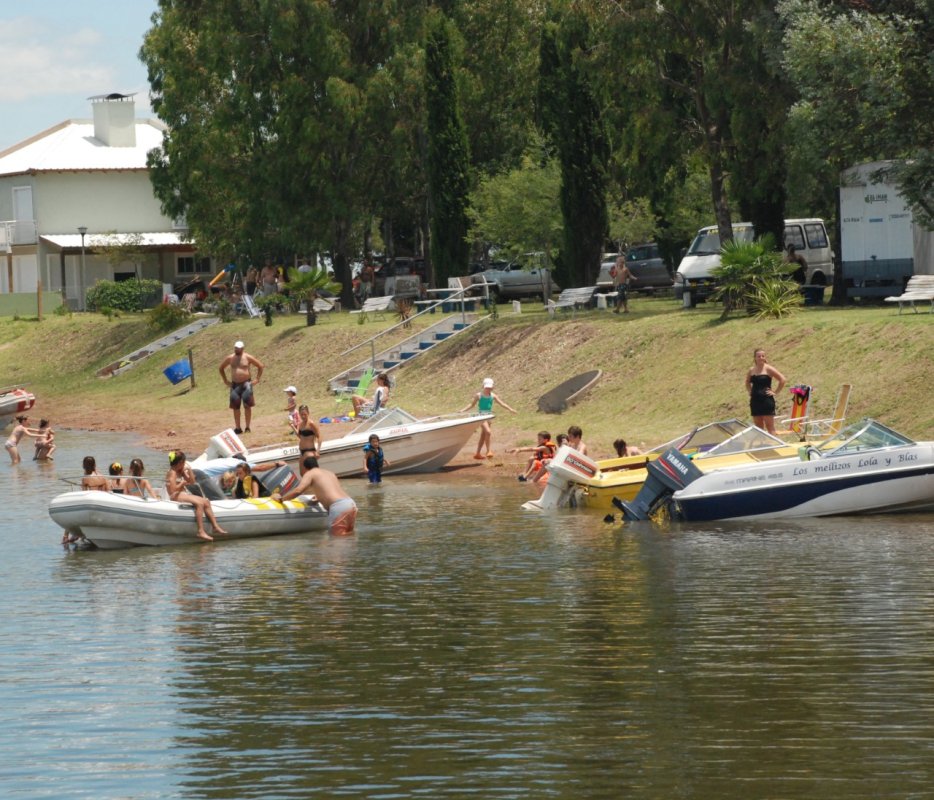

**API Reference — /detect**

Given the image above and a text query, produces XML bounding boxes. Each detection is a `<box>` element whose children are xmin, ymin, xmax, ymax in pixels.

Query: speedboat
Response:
<box><xmin>0</xmin><ymin>385</ymin><xmax>35</xmax><ymax>426</ymax></box>
<box><xmin>195</xmin><ymin>407</ymin><xmax>493</xmax><ymax>478</ymax></box>
<box><xmin>524</xmin><ymin>419</ymin><xmax>786</xmax><ymax>511</ymax></box>
<box><xmin>622</xmin><ymin>418</ymin><xmax>934</xmax><ymax>523</ymax></box>
<box><xmin>49</xmin><ymin>490</ymin><xmax>328</xmax><ymax>549</ymax></box>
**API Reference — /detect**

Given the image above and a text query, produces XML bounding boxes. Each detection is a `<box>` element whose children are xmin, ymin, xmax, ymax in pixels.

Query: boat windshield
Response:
<box><xmin>814</xmin><ymin>418</ymin><xmax>915</xmax><ymax>457</ymax></box>
<box><xmin>354</xmin><ymin>407</ymin><xmax>419</xmax><ymax>432</ymax></box>
<box><xmin>693</xmin><ymin>425</ymin><xmax>788</xmax><ymax>459</ymax></box>
<box><xmin>648</xmin><ymin>419</ymin><xmax>748</xmax><ymax>454</ymax></box>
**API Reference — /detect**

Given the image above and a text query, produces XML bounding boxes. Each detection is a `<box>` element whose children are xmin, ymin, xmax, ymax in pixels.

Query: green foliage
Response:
<box><xmin>468</xmin><ymin>145</ymin><xmax>562</xmax><ymax>260</ymax></box>
<box><xmin>425</xmin><ymin>11</ymin><xmax>472</xmax><ymax>284</ymax></box>
<box><xmin>85</xmin><ymin>279</ymin><xmax>163</xmax><ymax>312</ymax></box>
<box><xmin>712</xmin><ymin>236</ymin><xmax>799</xmax><ymax>319</ymax></box>
<box><xmin>146</xmin><ymin>302</ymin><xmax>191</xmax><ymax>333</ymax></box>
<box><xmin>607</xmin><ymin>197</ymin><xmax>658</xmax><ymax>251</ymax></box>
<box><xmin>53</xmin><ymin>303</ymin><xmax>71</xmax><ymax>317</ymax></box>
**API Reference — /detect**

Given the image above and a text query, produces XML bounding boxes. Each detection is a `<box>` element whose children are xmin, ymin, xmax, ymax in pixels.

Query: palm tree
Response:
<box><xmin>286</xmin><ymin>266</ymin><xmax>342</xmax><ymax>326</ymax></box>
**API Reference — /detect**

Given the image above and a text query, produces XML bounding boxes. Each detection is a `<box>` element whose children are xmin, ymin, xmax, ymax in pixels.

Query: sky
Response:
<box><xmin>0</xmin><ymin>1</ymin><xmax>158</xmax><ymax>152</ymax></box>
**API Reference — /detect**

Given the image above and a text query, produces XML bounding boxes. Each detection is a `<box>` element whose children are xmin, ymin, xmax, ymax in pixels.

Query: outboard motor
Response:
<box><xmin>255</xmin><ymin>464</ymin><xmax>298</xmax><ymax>497</ymax></box>
<box><xmin>618</xmin><ymin>448</ymin><xmax>704</xmax><ymax>521</ymax></box>
<box><xmin>192</xmin><ymin>469</ymin><xmax>227</xmax><ymax>500</ymax></box>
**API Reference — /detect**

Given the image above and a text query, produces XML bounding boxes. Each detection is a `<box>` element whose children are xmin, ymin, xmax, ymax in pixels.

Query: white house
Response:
<box><xmin>0</xmin><ymin>93</ymin><xmax>211</xmax><ymax>310</ymax></box>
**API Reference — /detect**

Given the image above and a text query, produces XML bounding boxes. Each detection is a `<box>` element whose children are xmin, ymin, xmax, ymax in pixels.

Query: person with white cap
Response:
<box><xmin>459</xmin><ymin>377</ymin><xmax>517</xmax><ymax>460</ymax></box>
<box><xmin>283</xmin><ymin>385</ymin><xmax>300</xmax><ymax>429</ymax></box>
<box><xmin>218</xmin><ymin>340</ymin><xmax>265</xmax><ymax>434</ymax></box>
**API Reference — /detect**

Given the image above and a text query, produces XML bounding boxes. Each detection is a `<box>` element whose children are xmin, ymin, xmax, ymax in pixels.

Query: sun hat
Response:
<box><xmin>284</xmin><ymin>385</ymin><xmax>297</xmax><ymax>394</ymax></box>
<box><xmin>482</xmin><ymin>378</ymin><xmax>494</xmax><ymax>389</ymax></box>
<box><xmin>234</xmin><ymin>340</ymin><xmax>245</xmax><ymax>349</ymax></box>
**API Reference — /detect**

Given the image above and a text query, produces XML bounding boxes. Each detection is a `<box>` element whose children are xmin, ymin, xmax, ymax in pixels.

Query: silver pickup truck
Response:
<box><xmin>470</xmin><ymin>261</ymin><xmax>559</xmax><ymax>302</ymax></box>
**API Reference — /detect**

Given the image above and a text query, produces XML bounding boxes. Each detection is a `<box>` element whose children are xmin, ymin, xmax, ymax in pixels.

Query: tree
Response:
<box><xmin>537</xmin><ymin>8</ymin><xmax>609</xmax><ymax>288</ymax></box>
<box><xmin>424</xmin><ymin>10</ymin><xmax>472</xmax><ymax>285</ymax></box>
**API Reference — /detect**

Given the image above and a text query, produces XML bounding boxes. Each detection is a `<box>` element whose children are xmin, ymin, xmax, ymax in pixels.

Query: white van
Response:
<box><xmin>675</xmin><ymin>218</ymin><xmax>834</xmax><ymax>303</ymax></box>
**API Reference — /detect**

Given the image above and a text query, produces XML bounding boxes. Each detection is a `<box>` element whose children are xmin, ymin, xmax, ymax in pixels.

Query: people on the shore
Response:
<box><xmin>293</xmin><ymin>405</ymin><xmax>321</xmax><ymax>468</ymax></box>
<box><xmin>5</xmin><ymin>415</ymin><xmax>39</xmax><ymax>465</ymax></box>
<box><xmin>259</xmin><ymin>262</ymin><xmax>278</xmax><ymax>296</ymax></box>
<box><xmin>108</xmin><ymin>461</ymin><xmax>127</xmax><ymax>493</ymax></box>
<box><xmin>352</xmin><ymin>373</ymin><xmax>391</xmax><ymax>417</ymax></box>
<box><xmin>165</xmin><ymin>450</ymin><xmax>228</xmax><ymax>542</ymax></box>
<box><xmin>363</xmin><ymin>434</ymin><xmax>389</xmax><ymax>485</ymax></box>
<box><xmin>745</xmin><ymin>348</ymin><xmax>787</xmax><ymax>435</ymax></box>
<box><xmin>125</xmin><ymin>458</ymin><xmax>159</xmax><ymax>499</ymax></box>
<box><xmin>784</xmin><ymin>244</ymin><xmax>808</xmax><ymax>285</ymax></box>
<box><xmin>274</xmin><ymin>456</ymin><xmax>357</xmax><ymax>536</ymax></box>
<box><xmin>33</xmin><ymin>419</ymin><xmax>55</xmax><ymax>461</ymax></box>
<box><xmin>612</xmin><ymin>255</ymin><xmax>633</xmax><ymax>313</ymax></box>
<box><xmin>283</xmin><ymin>385</ymin><xmax>300</xmax><ymax>430</ymax></box>
<box><xmin>81</xmin><ymin>456</ymin><xmax>110</xmax><ymax>491</ymax></box>
<box><xmin>460</xmin><ymin>378</ymin><xmax>517</xmax><ymax>460</ymax></box>
<box><xmin>510</xmin><ymin>431</ymin><xmax>558</xmax><ymax>482</ymax></box>
<box><xmin>219</xmin><ymin>340</ymin><xmax>265</xmax><ymax>434</ymax></box>
<box><xmin>566</xmin><ymin>425</ymin><xmax>589</xmax><ymax>456</ymax></box>
<box><xmin>613</xmin><ymin>438</ymin><xmax>644</xmax><ymax>457</ymax></box>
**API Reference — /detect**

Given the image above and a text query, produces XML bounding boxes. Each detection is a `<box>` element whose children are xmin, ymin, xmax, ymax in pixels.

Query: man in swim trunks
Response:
<box><xmin>273</xmin><ymin>455</ymin><xmax>357</xmax><ymax>536</ymax></box>
<box><xmin>218</xmin><ymin>340</ymin><xmax>265</xmax><ymax>434</ymax></box>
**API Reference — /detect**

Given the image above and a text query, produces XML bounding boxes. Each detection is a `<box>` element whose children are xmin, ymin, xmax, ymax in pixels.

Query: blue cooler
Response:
<box><xmin>163</xmin><ymin>358</ymin><xmax>193</xmax><ymax>384</ymax></box>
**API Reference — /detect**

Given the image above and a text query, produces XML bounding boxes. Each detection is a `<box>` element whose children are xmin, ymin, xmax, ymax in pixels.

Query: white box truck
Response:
<box><xmin>840</xmin><ymin>161</ymin><xmax>916</xmax><ymax>298</ymax></box>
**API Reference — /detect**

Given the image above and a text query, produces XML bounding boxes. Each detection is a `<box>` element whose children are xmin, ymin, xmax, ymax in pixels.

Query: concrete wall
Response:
<box><xmin>0</xmin><ymin>291</ymin><xmax>64</xmax><ymax>317</ymax></box>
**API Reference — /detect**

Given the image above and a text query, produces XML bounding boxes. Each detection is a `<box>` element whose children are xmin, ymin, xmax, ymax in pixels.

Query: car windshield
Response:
<box><xmin>813</xmin><ymin>418</ymin><xmax>914</xmax><ymax>457</ymax></box>
<box><xmin>687</xmin><ymin>227</ymin><xmax>754</xmax><ymax>256</ymax></box>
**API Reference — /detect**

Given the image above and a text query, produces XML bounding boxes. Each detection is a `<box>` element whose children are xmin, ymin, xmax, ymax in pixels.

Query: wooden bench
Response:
<box><xmin>885</xmin><ymin>275</ymin><xmax>934</xmax><ymax>314</ymax></box>
<box><xmin>549</xmin><ymin>286</ymin><xmax>597</xmax><ymax>315</ymax></box>
<box><xmin>349</xmin><ymin>295</ymin><xmax>394</xmax><ymax>321</ymax></box>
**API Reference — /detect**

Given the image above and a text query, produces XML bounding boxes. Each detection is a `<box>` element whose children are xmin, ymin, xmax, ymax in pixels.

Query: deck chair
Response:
<box><xmin>240</xmin><ymin>293</ymin><xmax>262</xmax><ymax>318</ymax></box>
<box><xmin>805</xmin><ymin>384</ymin><xmax>852</xmax><ymax>438</ymax></box>
<box><xmin>334</xmin><ymin>367</ymin><xmax>375</xmax><ymax>415</ymax></box>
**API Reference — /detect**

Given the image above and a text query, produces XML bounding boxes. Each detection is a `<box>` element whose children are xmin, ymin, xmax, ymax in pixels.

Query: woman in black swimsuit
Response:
<box><xmin>292</xmin><ymin>404</ymin><xmax>321</xmax><ymax>472</ymax></box>
<box><xmin>745</xmin><ymin>348</ymin><xmax>787</xmax><ymax>434</ymax></box>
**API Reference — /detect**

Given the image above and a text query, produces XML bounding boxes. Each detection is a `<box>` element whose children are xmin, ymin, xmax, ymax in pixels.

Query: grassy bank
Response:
<box><xmin>1</xmin><ymin>298</ymin><xmax>930</xmax><ymax>460</ymax></box>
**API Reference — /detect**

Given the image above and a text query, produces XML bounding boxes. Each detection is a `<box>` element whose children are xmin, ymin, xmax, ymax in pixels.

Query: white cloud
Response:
<box><xmin>0</xmin><ymin>17</ymin><xmax>115</xmax><ymax>101</ymax></box>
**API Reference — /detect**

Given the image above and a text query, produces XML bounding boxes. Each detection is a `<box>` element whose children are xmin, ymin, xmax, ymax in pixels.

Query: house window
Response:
<box><xmin>177</xmin><ymin>255</ymin><xmax>212</xmax><ymax>275</ymax></box>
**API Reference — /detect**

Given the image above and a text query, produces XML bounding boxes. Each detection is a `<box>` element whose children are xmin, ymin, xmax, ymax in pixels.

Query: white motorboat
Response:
<box><xmin>622</xmin><ymin>418</ymin><xmax>934</xmax><ymax>523</ymax></box>
<box><xmin>49</xmin><ymin>490</ymin><xmax>328</xmax><ymax>550</ymax></box>
<box><xmin>195</xmin><ymin>408</ymin><xmax>493</xmax><ymax>478</ymax></box>
<box><xmin>0</xmin><ymin>385</ymin><xmax>36</xmax><ymax>426</ymax></box>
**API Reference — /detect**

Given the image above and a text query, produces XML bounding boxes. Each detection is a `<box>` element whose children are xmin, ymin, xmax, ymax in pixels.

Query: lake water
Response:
<box><xmin>2</xmin><ymin>430</ymin><xmax>934</xmax><ymax>799</ymax></box>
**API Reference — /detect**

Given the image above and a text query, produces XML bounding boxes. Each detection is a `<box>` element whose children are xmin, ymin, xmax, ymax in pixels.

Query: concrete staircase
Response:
<box><xmin>328</xmin><ymin>311</ymin><xmax>486</xmax><ymax>394</ymax></box>
<box><xmin>96</xmin><ymin>315</ymin><xmax>220</xmax><ymax>377</ymax></box>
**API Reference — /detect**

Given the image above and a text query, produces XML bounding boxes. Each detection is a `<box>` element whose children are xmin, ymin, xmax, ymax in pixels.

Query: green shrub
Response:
<box><xmin>147</xmin><ymin>302</ymin><xmax>192</xmax><ymax>332</ymax></box>
<box><xmin>85</xmin><ymin>279</ymin><xmax>164</xmax><ymax>312</ymax></box>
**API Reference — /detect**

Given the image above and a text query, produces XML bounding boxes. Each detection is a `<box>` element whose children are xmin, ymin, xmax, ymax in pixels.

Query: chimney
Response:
<box><xmin>90</xmin><ymin>93</ymin><xmax>137</xmax><ymax>147</ymax></box>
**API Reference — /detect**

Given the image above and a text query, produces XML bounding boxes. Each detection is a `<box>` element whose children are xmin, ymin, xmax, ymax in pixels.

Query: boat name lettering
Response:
<box><xmin>857</xmin><ymin>457</ymin><xmax>878</xmax><ymax>468</ymax></box>
<box><xmin>793</xmin><ymin>466</ymin><xmax>808</xmax><ymax>476</ymax></box>
<box><xmin>898</xmin><ymin>453</ymin><xmax>918</xmax><ymax>463</ymax></box>
<box><xmin>566</xmin><ymin>454</ymin><xmax>597</xmax><ymax>478</ymax></box>
<box><xmin>813</xmin><ymin>461</ymin><xmax>851</xmax><ymax>473</ymax></box>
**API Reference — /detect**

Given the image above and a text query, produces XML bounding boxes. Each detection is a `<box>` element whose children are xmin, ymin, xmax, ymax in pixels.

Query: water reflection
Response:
<box><xmin>2</xmin><ymin>431</ymin><xmax>934</xmax><ymax>798</ymax></box>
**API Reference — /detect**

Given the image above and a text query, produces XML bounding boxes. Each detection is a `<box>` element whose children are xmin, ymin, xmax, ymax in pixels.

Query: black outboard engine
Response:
<box><xmin>254</xmin><ymin>464</ymin><xmax>298</xmax><ymax>497</ymax></box>
<box><xmin>618</xmin><ymin>448</ymin><xmax>704</xmax><ymax>521</ymax></box>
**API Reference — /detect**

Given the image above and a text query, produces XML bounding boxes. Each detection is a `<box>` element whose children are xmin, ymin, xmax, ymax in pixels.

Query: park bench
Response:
<box><xmin>349</xmin><ymin>295</ymin><xmax>394</xmax><ymax>322</ymax></box>
<box><xmin>548</xmin><ymin>286</ymin><xmax>597</xmax><ymax>316</ymax></box>
<box><xmin>884</xmin><ymin>275</ymin><xmax>934</xmax><ymax>314</ymax></box>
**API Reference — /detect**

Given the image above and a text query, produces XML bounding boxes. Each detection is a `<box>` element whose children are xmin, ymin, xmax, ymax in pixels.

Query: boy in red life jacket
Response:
<box><xmin>509</xmin><ymin>431</ymin><xmax>558</xmax><ymax>482</ymax></box>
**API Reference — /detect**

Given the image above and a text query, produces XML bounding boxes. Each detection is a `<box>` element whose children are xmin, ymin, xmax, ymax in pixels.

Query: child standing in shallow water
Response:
<box><xmin>363</xmin><ymin>434</ymin><xmax>390</xmax><ymax>484</ymax></box>
<box><xmin>459</xmin><ymin>378</ymin><xmax>517</xmax><ymax>460</ymax></box>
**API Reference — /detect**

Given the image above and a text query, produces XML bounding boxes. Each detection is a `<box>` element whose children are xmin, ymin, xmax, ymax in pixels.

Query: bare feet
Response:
<box><xmin>212</xmin><ymin>527</ymin><xmax>229</xmax><ymax>536</ymax></box>
<box><xmin>197</xmin><ymin>530</ymin><xmax>214</xmax><ymax>542</ymax></box>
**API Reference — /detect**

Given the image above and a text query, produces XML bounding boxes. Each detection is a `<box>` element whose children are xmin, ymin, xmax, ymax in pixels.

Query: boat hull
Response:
<box><xmin>49</xmin><ymin>491</ymin><xmax>328</xmax><ymax>549</ymax></box>
<box><xmin>0</xmin><ymin>388</ymin><xmax>36</xmax><ymax>426</ymax></box>
<box><xmin>672</xmin><ymin>444</ymin><xmax>934</xmax><ymax>521</ymax></box>
<box><xmin>201</xmin><ymin>412</ymin><xmax>491</xmax><ymax>478</ymax></box>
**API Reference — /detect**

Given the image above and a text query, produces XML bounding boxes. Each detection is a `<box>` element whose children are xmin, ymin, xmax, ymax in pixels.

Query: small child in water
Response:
<box><xmin>363</xmin><ymin>434</ymin><xmax>390</xmax><ymax>484</ymax></box>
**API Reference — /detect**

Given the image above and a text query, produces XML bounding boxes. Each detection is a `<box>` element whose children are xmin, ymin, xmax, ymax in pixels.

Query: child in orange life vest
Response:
<box><xmin>528</xmin><ymin>433</ymin><xmax>567</xmax><ymax>484</ymax></box>
<box><xmin>509</xmin><ymin>431</ymin><xmax>558</xmax><ymax>482</ymax></box>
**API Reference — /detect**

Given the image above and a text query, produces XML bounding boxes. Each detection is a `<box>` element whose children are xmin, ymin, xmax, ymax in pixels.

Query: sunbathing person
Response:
<box><xmin>125</xmin><ymin>458</ymin><xmax>159</xmax><ymax>499</ymax></box>
<box><xmin>80</xmin><ymin>456</ymin><xmax>110</xmax><ymax>491</ymax></box>
<box><xmin>165</xmin><ymin>450</ymin><xmax>228</xmax><ymax>542</ymax></box>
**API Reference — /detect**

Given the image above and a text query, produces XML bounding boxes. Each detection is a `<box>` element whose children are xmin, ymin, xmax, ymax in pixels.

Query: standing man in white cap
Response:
<box><xmin>459</xmin><ymin>377</ymin><xmax>517</xmax><ymax>460</ymax></box>
<box><xmin>219</xmin><ymin>341</ymin><xmax>264</xmax><ymax>434</ymax></box>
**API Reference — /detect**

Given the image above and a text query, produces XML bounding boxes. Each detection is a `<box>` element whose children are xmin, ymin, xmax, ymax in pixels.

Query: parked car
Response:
<box><xmin>596</xmin><ymin>243</ymin><xmax>673</xmax><ymax>293</ymax></box>
<box><xmin>469</xmin><ymin>253</ymin><xmax>559</xmax><ymax>302</ymax></box>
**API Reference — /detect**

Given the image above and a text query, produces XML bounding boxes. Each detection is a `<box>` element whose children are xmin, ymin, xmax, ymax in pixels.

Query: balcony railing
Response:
<box><xmin>0</xmin><ymin>220</ymin><xmax>39</xmax><ymax>249</ymax></box>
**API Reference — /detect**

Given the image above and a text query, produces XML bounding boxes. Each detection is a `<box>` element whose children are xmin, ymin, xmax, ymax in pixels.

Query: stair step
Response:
<box><xmin>382</xmin><ymin>361</ymin><xmax>399</xmax><ymax>369</ymax></box>
<box><xmin>400</xmin><ymin>352</ymin><xmax>417</xmax><ymax>359</ymax></box>
<box><xmin>434</xmin><ymin>332</ymin><xmax>452</xmax><ymax>340</ymax></box>
<box><xmin>418</xmin><ymin>341</ymin><xmax>434</xmax><ymax>350</ymax></box>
